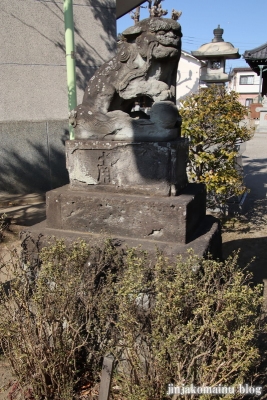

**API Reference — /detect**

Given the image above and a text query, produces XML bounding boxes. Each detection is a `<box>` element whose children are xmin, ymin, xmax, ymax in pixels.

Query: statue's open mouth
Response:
<box><xmin>157</xmin><ymin>36</ymin><xmax>179</xmax><ymax>48</ymax></box>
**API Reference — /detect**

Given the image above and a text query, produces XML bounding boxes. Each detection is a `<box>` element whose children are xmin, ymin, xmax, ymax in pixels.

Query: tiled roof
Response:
<box><xmin>243</xmin><ymin>42</ymin><xmax>267</xmax><ymax>60</ymax></box>
<box><xmin>232</xmin><ymin>67</ymin><xmax>253</xmax><ymax>72</ymax></box>
<box><xmin>117</xmin><ymin>0</ymin><xmax>146</xmax><ymax>18</ymax></box>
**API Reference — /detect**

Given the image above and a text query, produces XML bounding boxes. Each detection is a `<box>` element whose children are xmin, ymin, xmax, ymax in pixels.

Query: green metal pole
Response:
<box><xmin>63</xmin><ymin>0</ymin><xmax>77</xmax><ymax>140</ymax></box>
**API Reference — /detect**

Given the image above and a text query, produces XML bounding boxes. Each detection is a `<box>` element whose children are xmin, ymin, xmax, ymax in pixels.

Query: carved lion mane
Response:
<box><xmin>70</xmin><ymin>17</ymin><xmax>182</xmax><ymax>141</ymax></box>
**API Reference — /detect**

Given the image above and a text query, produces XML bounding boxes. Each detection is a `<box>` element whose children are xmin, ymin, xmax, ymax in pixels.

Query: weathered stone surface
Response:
<box><xmin>66</xmin><ymin>139</ymin><xmax>188</xmax><ymax>196</ymax></box>
<box><xmin>15</xmin><ymin>12</ymin><xmax>222</xmax><ymax>263</ymax></box>
<box><xmin>21</xmin><ymin>214</ymin><xmax>221</xmax><ymax>262</ymax></box>
<box><xmin>69</xmin><ymin>17</ymin><xmax>182</xmax><ymax>141</ymax></box>
<box><xmin>256</xmin><ymin>96</ymin><xmax>267</xmax><ymax>133</ymax></box>
<box><xmin>46</xmin><ymin>183</ymin><xmax>206</xmax><ymax>244</ymax></box>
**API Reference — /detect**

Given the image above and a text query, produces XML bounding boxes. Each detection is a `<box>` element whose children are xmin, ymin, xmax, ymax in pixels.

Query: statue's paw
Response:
<box><xmin>73</xmin><ymin>109</ymin><xmax>119</xmax><ymax>139</ymax></box>
<box><xmin>150</xmin><ymin>101</ymin><xmax>178</xmax><ymax>128</ymax></box>
<box><xmin>69</xmin><ymin>110</ymin><xmax>77</xmax><ymax>127</ymax></box>
<box><xmin>157</xmin><ymin>89</ymin><xmax>172</xmax><ymax>101</ymax></box>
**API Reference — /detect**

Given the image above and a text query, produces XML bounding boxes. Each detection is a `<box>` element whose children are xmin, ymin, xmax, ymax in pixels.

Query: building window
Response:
<box><xmin>245</xmin><ymin>98</ymin><xmax>253</xmax><ymax>107</ymax></box>
<box><xmin>240</xmin><ymin>75</ymin><xmax>254</xmax><ymax>85</ymax></box>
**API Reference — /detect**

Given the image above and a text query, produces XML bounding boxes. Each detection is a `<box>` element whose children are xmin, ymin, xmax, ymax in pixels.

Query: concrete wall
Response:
<box><xmin>0</xmin><ymin>0</ymin><xmax>116</xmax><ymax>122</ymax></box>
<box><xmin>0</xmin><ymin>0</ymin><xmax>116</xmax><ymax>193</ymax></box>
<box><xmin>0</xmin><ymin>120</ymin><xmax>70</xmax><ymax>194</ymax></box>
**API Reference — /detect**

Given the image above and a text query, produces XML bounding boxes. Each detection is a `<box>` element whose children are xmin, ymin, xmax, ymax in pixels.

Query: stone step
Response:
<box><xmin>46</xmin><ymin>183</ymin><xmax>206</xmax><ymax>244</ymax></box>
<box><xmin>21</xmin><ymin>214</ymin><xmax>221</xmax><ymax>261</ymax></box>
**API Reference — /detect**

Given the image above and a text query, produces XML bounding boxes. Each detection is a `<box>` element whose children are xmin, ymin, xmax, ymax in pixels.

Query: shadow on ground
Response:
<box><xmin>4</xmin><ymin>204</ymin><xmax>46</xmax><ymax>227</ymax></box>
<box><xmin>223</xmin><ymin>236</ymin><xmax>267</xmax><ymax>284</ymax></box>
<box><xmin>243</xmin><ymin>156</ymin><xmax>267</xmax><ymax>200</ymax></box>
<box><xmin>222</xmin><ymin>198</ymin><xmax>267</xmax><ymax>285</ymax></box>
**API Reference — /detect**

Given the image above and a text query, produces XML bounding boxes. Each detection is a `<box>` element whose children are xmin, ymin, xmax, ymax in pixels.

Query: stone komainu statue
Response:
<box><xmin>70</xmin><ymin>17</ymin><xmax>182</xmax><ymax>141</ymax></box>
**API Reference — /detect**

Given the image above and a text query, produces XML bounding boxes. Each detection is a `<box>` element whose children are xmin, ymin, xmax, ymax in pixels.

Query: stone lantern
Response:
<box><xmin>191</xmin><ymin>25</ymin><xmax>240</xmax><ymax>84</ymax></box>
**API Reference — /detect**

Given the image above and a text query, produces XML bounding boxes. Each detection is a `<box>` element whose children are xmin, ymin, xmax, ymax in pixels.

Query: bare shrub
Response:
<box><xmin>0</xmin><ymin>239</ymin><xmax>122</xmax><ymax>400</ymax></box>
<box><xmin>112</xmin><ymin>250</ymin><xmax>264</xmax><ymax>400</ymax></box>
<box><xmin>0</xmin><ymin>213</ymin><xmax>10</xmax><ymax>242</ymax></box>
<box><xmin>0</xmin><ymin>241</ymin><xmax>264</xmax><ymax>400</ymax></box>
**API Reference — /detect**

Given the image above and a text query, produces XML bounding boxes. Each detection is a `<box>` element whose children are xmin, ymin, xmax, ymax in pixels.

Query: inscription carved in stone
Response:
<box><xmin>98</xmin><ymin>152</ymin><xmax>111</xmax><ymax>183</ymax></box>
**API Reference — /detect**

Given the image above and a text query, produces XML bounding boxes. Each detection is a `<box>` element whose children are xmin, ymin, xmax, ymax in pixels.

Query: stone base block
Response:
<box><xmin>21</xmin><ymin>214</ymin><xmax>222</xmax><ymax>262</ymax></box>
<box><xmin>46</xmin><ymin>183</ymin><xmax>206</xmax><ymax>244</ymax></box>
<box><xmin>66</xmin><ymin>139</ymin><xmax>188</xmax><ymax>196</ymax></box>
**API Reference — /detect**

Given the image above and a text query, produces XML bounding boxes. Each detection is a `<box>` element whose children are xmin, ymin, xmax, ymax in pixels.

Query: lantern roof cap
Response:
<box><xmin>191</xmin><ymin>25</ymin><xmax>240</xmax><ymax>60</ymax></box>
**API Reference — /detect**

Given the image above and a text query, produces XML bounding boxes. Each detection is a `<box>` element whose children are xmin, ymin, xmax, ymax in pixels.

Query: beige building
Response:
<box><xmin>228</xmin><ymin>67</ymin><xmax>260</xmax><ymax>106</ymax></box>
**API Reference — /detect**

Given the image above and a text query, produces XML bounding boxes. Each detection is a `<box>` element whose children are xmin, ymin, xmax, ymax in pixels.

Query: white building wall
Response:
<box><xmin>229</xmin><ymin>70</ymin><xmax>259</xmax><ymax>94</ymax></box>
<box><xmin>236</xmin><ymin>73</ymin><xmax>260</xmax><ymax>94</ymax></box>
<box><xmin>176</xmin><ymin>51</ymin><xmax>204</xmax><ymax>107</ymax></box>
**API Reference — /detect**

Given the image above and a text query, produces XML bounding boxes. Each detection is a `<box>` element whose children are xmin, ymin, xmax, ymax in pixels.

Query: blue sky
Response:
<box><xmin>117</xmin><ymin>0</ymin><xmax>267</xmax><ymax>73</ymax></box>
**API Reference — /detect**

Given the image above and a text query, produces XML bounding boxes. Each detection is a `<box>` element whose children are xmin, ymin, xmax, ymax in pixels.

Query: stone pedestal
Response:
<box><xmin>22</xmin><ymin>138</ymin><xmax>221</xmax><ymax>260</ymax></box>
<box><xmin>46</xmin><ymin>183</ymin><xmax>205</xmax><ymax>244</ymax></box>
<box><xmin>20</xmin><ymin>13</ymin><xmax>221</xmax><ymax>262</ymax></box>
<box><xmin>66</xmin><ymin>139</ymin><xmax>188</xmax><ymax>196</ymax></box>
<box><xmin>256</xmin><ymin>104</ymin><xmax>267</xmax><ymax>133</ymax></box>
